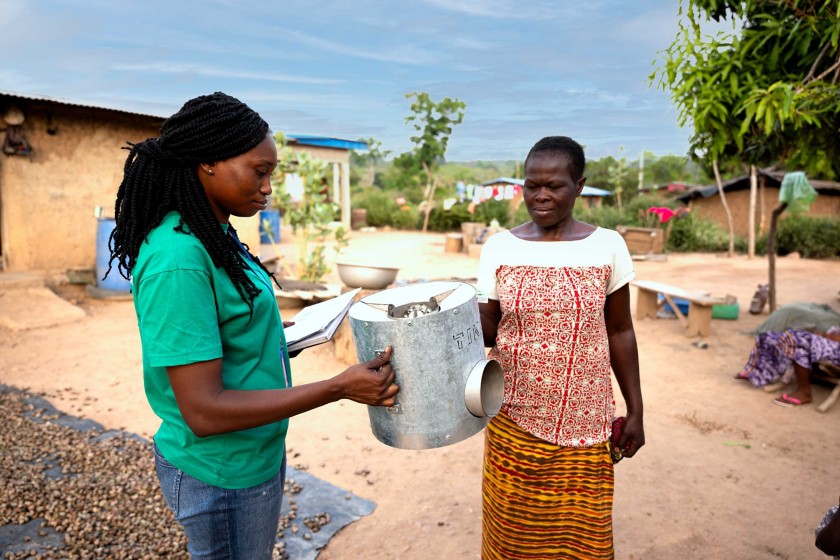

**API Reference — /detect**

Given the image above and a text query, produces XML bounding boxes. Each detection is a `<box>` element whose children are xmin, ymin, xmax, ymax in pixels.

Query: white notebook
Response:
<box><xmin>284</xmin><ymin>288</ymin><xmax>361</xmax><ymax>353</ymax></box>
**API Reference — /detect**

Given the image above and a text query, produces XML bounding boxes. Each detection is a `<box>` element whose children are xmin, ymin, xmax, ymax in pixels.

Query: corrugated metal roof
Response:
<box><xmin>478</xmin><ymin>177</ymin><xmax>613</xmax><ymax>197</ymax></box>
<box><xmin>287</xmin><ymin>134</ymin><xmax>367</xmax><ymax>151</ymax></box>
<box><xmin>1</xmin><ymin>91</ymin><xmax>371</xmax><ymax>152</ymax></box>
<box><xmin>0</xmin><ymin>89</ymin><xmax>166</xmax><ymax>120</ymax></box>
<box><xmin>676</xmin><ymin>169</ymin><xmax>840</xmax><ymax>203</ymax></box>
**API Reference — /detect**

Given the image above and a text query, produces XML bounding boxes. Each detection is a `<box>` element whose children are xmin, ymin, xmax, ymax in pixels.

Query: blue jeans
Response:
<box><xmin>154</xmin><ymin>443</ymin><xmax>286</xmax><ymax>559</ymax></box>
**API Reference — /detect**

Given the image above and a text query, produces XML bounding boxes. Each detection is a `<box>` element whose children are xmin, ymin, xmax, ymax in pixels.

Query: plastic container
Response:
<box><xmin>95</xmin><ymin>218</ymin><xmax>131</xmax><ymax>292</ymax></box>
<box><xmin>659</xmin><ymin>294</ymin><xmax>689</xmax><ymax>316</ymax></box>
<box><xmin>712</xmin><ymin>296</ymin><xmax>740</xmax><ymax>320</ymax></box>
<box><xmin>259</xmin><ymin>210</ymin><xmax>281</xmax><ymax>243</ymax></box>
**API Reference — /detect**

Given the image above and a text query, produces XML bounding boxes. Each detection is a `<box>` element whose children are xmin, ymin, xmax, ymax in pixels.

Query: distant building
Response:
<box><xmin>675</xmin><ymin>169</ymin><xmax>840</xmax><ymax>238</ymax></box>
<box><xmin>284</xmin><ymin>134</ymin><xmax>366</xmax><ymax>229</ymax></box>
<box><xmin>0</xmin><ymin>90</ymin><xmax>362</xmax><ymax>273</ymax></box>
<box><xmin>0</xmin><ymin>90</ymin><xmax>164</xmax><ymax>272</ymax></box>
<box><xmin>477</xmin><ymin>177</ymin><xmax>612</xmax><ymax>209</ymax></box>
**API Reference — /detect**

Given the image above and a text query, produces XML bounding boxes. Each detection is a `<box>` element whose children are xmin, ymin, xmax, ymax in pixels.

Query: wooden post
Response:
<box><xmin>759</xmin><ymin>174</ymin><xmax>766</xmax><ymax>234</ymax></box>
<box><xmin>340</xmin><ymin>162</ymin><xmax>351</xmax><ymax>231</ymax></box>
<box><xmin>767</xmin><ymin>202</ymin><xmax>788</xmax><ymax>313</ymax></box>
<box><xmin>713</xmin><ymin>160</ymin><xmax>735</xmax><ymax>258</ymax></box>
<box><xmin>748</xmin><ymin>165</ymin><xmax>757</xmax><ymax>259</ymax></box>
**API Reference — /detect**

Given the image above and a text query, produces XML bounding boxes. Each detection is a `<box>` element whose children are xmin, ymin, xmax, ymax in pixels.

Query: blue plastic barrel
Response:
<box><xmin>95</xmin><ymin>218</ymin><xmax>131</xmax><ymax>291</ymax></box>
<box><xmin>259</xmin><ymin>209</ymin><xmax>281</xmax><ymax>243</ymax></box>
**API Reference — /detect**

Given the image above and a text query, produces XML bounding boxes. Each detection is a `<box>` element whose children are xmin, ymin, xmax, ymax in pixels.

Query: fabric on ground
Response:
<box><xmin>0</xmin><ymin>384</ymin><xmax>375</xmax><ymax>559</ymax></box>
<box><xmin>755</xmin><ymin>303</ymin><xmax>840</xmax><ymax>335</ymax></box>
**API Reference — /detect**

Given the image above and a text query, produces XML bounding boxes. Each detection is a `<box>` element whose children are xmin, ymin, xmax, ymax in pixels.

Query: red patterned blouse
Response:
<box><xmin>477</xmin><ymin>228</ymin><xmax>635</xmax><ymax>447</ymax></box>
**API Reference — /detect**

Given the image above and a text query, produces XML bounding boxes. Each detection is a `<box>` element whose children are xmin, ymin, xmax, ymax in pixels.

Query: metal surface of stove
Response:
<box><xmin>348</xmin><ymin>281</ymin><xmax>503</xmax><ymax>450</ymax></box>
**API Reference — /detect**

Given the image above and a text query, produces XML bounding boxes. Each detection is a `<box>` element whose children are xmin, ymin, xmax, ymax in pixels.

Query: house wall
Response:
<box><xmin>0</xmin><ymin>100</ymin><xmax>162</xmax><ymax>272</ymax></box>
<box><xmin>687</xmin><ymin>186</ymin><xmax>840</xmax><ymax>238</ymax></box>
<box><xmin>287</xmin><ymin>144</ymin><xmax>349</xmax><ymax>165</ymax></box>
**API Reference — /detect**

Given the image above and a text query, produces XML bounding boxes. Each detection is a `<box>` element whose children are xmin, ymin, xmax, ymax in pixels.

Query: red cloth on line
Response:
<box><xmin>648</xmin><ymin>206</ymin><xmax>678</xmax><ymax>223</ymax></box>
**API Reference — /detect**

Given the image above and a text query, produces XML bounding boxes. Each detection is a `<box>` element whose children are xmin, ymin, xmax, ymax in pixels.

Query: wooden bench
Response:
<box><xmin>814</xmin><ymin>362</ymin><xmax>840</xmax><ymax>413</ymax></box>
<box><xmin>632</xmin><ymin>280</ymin><xmax>726</xmax><ymax>337</ymax></box>
<box><xmin>763</xmin><ymin>361</ymin><xmax>840</xmax><ymax>413</ymax></box>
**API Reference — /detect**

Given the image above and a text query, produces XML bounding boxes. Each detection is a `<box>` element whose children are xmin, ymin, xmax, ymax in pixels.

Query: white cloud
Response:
<box><xmin>110</xmin><ymin>62</ymin><xmax>343</xmax><ymax>85</ymax></box>
<box><xmin>285</xmin><ymin>29</ymin><xmax>437</xmax><ymax>66</ymax></box>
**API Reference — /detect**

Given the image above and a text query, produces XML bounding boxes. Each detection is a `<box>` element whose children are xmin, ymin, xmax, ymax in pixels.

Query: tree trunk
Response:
<box><xmin>638</xmin><ymin>150</ymin><xmax>645</xmax><ymax>192</ymax></box>
<box><xmin>748</xmin><ymin>165</ymin><xmax>757</xmax><ymax>259</ymax></box>
<box><xmin>712</xmin><ymin>160</ymin><xmax>735</xmax><ymax>258</ymax></box>
<box><xmin>767</xmin><ymin>202</ymin><xmax>788</xmax><ymax>313</ymax></box>
<box><xmin>420</xmin><ymin>160</ymin><xmax>436</xmax><ymax>233</ymax></box>
<box><xmin>759</xmin><ymin>174</ymin><xmax>766</xmax><ymax>234</ymax></box>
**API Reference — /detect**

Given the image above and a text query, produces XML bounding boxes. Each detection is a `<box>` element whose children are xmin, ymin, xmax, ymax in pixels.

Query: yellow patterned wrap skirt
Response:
<box><xmin>482</xmin><ymin>411</ymin><xmax>615</xmax><ymax>559</ymax></box>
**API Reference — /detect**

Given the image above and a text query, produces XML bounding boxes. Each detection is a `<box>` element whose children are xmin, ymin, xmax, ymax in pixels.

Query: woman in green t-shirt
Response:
<box><xmin>108</xmin><ymin>92</ymin><xmax>399</xmax><ymax>559</ymax></box>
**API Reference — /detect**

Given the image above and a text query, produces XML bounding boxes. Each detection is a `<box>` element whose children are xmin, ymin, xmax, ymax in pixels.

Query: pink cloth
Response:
<box><xmin>648</xmin><ymin>206</ymin><xmax>678</xmax><ymax>223</ymax></box>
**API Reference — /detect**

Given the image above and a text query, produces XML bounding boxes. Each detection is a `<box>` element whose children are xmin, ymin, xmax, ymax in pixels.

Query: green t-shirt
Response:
<box><xmin>132</xmin><ymin>211</ymin><xmax>290</xmax><ymax>489</ymax></box>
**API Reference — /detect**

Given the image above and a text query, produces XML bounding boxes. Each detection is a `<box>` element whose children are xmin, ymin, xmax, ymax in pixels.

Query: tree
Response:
<box><xmin>652</xmin><ymin>0</ymin><xmax>840</xmax><ymax>303</ymax></box>
<box><xmin>352</xmin><ymin>137</ymin><xmax>391</xmax><ymax>187</ymax></box>
<box><xmin>269</xmin><ymin>132</ymin><xmax>347</xmax><ymax>284</ymax></box>
<box><xmin>401</xmin><ymin>92</ymin><xmax>466</xmax><ymax>232</ymax></box>
<box><xmin>654</xmin><ymin>0</ymin><xmax>840</xmax><ymax>174</ymax></box>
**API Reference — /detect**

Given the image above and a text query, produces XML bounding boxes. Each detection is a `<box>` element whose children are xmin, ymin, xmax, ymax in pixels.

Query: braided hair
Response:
<box><xmin>108</xmin><ymin>91</ymin><xmax>278</xmax><ymax>311</ymax></box>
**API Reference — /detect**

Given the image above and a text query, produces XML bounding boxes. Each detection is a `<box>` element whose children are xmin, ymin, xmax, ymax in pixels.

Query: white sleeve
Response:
<box><xmin>606</xmin><ymin>230</ymin><xmax>635</xmax><ymax>295</ymax></box>
<box><xmin>477</xmin><ymin>234</ymin><xmax>501</xmax><ymax>301</ymax></box>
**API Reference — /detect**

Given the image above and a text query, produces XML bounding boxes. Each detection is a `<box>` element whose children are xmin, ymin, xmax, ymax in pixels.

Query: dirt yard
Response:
<box><xmin>2</xmin><ymin>226</ymin><xmax>839</xmax><ymax>560</ymax></box>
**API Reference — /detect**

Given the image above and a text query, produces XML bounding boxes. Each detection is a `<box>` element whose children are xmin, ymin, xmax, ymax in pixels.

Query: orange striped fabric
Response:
<box><xmin>482</xmin><ymin>411</ymin><xmax>615</xmax><ymax>560</ymax></box>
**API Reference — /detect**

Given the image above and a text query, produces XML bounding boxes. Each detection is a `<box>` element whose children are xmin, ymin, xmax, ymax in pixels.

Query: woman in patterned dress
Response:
<box><xmin>735</xmin><ymin>326</ymin><xmax>840</xmax><ymax>407</ymax></box>
<box><xmin>477</xmin><ymin>136</ymin><xmax>645</xmax><ymax>559</ymax></box>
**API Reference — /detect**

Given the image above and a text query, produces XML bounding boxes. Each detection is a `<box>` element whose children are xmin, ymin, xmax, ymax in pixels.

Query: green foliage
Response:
<box><xmin>666</xmin><ymin>212</ymin><xmax>730</xmax><ymax>252</ymax></box>
<box><xmin>473</xmin><ymin>199</ymin><xmax>511</xmax><ymax>228</ymax></box>
<box><xmin>351</xmin><ymin>137</ymin><xmax>391</xmax><ymax>188</ymax></box>
<box><xmin>390</xmin><ymin>206</ymin><xmax>422</xmax><ymax>230</ymax></box>
<box><xmin>624</xmin><ymin>195</ymin><xmax>681</xmax><ymax>228</ymax></box>
<box><xmin>510</xmin><ymin>203</ymin><xmax>531</xmax><ymax>227</ymax></box>
<box><xmin>774</xmin><ymin>214</ymin><xmax>840</xmax><ymax>258</ymax></box>
<box><xmin>573</xmin><ymin>205</ymin><xmax>626</xmax><ymax>231</ymax></box>
<box><xmin>352</xmin><ymin>188</ymin><xmax>399</xmax><ymax>227</ymax></box>
<box><xmin>427</xmin><ymin>202</ymin><xmax>473</xmax><ymax>232</ymax></box>
<box><xmin>270</xmin><ymin>132</ymin><xmax>347</xmax><ymax>283</ymax></box>
<box><xmin>404</xmin><ymin>92</ymin><xmax>466</xmax><ymax>168</ymax></box>
<box><xmin>734</xmin><ymin>233</ymin><xmax>768</xmax><ymax>256</ymax></box>
<box><xmin>651</xmin><ymin>0</ymin><xmax>840</xmax><ymax>177</ymax></box>
<box><xmin>378</xmin><ymin>152</ymin><xmax>426</xmax><ymax>202</ymax></box>
<box><xmin>401</xmin><ymin>92</ymin><xmax>467</xmax><ymax>230</ymax></box>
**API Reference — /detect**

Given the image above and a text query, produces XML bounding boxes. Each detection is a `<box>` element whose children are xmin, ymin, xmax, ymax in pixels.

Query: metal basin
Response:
<box><xmin>336</xmin><ymin>262</ymin><xmax>399</xmax><ymax>290</ymax></box>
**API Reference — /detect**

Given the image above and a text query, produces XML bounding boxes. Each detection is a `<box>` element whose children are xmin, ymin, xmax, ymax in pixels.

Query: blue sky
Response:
<box><xmin>0</xmin><ymin>0</ymin><xmax>720</xmax><ymax>161</ymax></box>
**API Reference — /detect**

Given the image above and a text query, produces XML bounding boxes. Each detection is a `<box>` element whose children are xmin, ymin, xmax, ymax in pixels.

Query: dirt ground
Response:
<box><xmin>2</xmin><ymin>226</ymin><xmax>839</xmax><ymax>560</ymax></box>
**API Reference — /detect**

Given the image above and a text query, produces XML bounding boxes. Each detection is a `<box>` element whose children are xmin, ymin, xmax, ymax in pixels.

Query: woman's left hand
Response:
<box><xmin>617</xmin><ymin>412</ymin><xmax>645</xmax><ymax>459</ymax></box>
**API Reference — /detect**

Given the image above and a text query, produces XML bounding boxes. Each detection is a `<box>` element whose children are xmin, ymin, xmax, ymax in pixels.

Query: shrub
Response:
<box><xmin>427</xmin><ymin>202</ymin><xmax>473</xmax><ymax>232</ymax></box>
<box><xmin>624</xmin><ymin>195</ymin><xmax>680</xmax><ymax>228</ymax></box>
<box><xmin>666</xmin><ymin>213</ymin><xmax>729</xmax><ymax>252</ymax></box>
<box><xmin>390</xmin><ymin>205</ymin><xmax>421</xmax><ymax>230</ymax></box>
<box><xmin>473</xmin><ymin>199</ymin><xmax>511</xmax><ymax>228</ymax></box>
<box><xmin>573</xmin><ymin>204</ymin><xmax>626</xmax><ymax>230</ymax></box>
<box><xmin>510</xmin><ymin>203</ymin><xmax>531</xmax><ymax>227</ymax></box>
<box><xmin>775</xmin><ymin>214</ymin><xmax>840</xmax><ymax>258</ymax></box>
<box><xmin>353</xmin><ymin>189</ymin><xmax>399</xmax><ymax>227</ymax></box>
